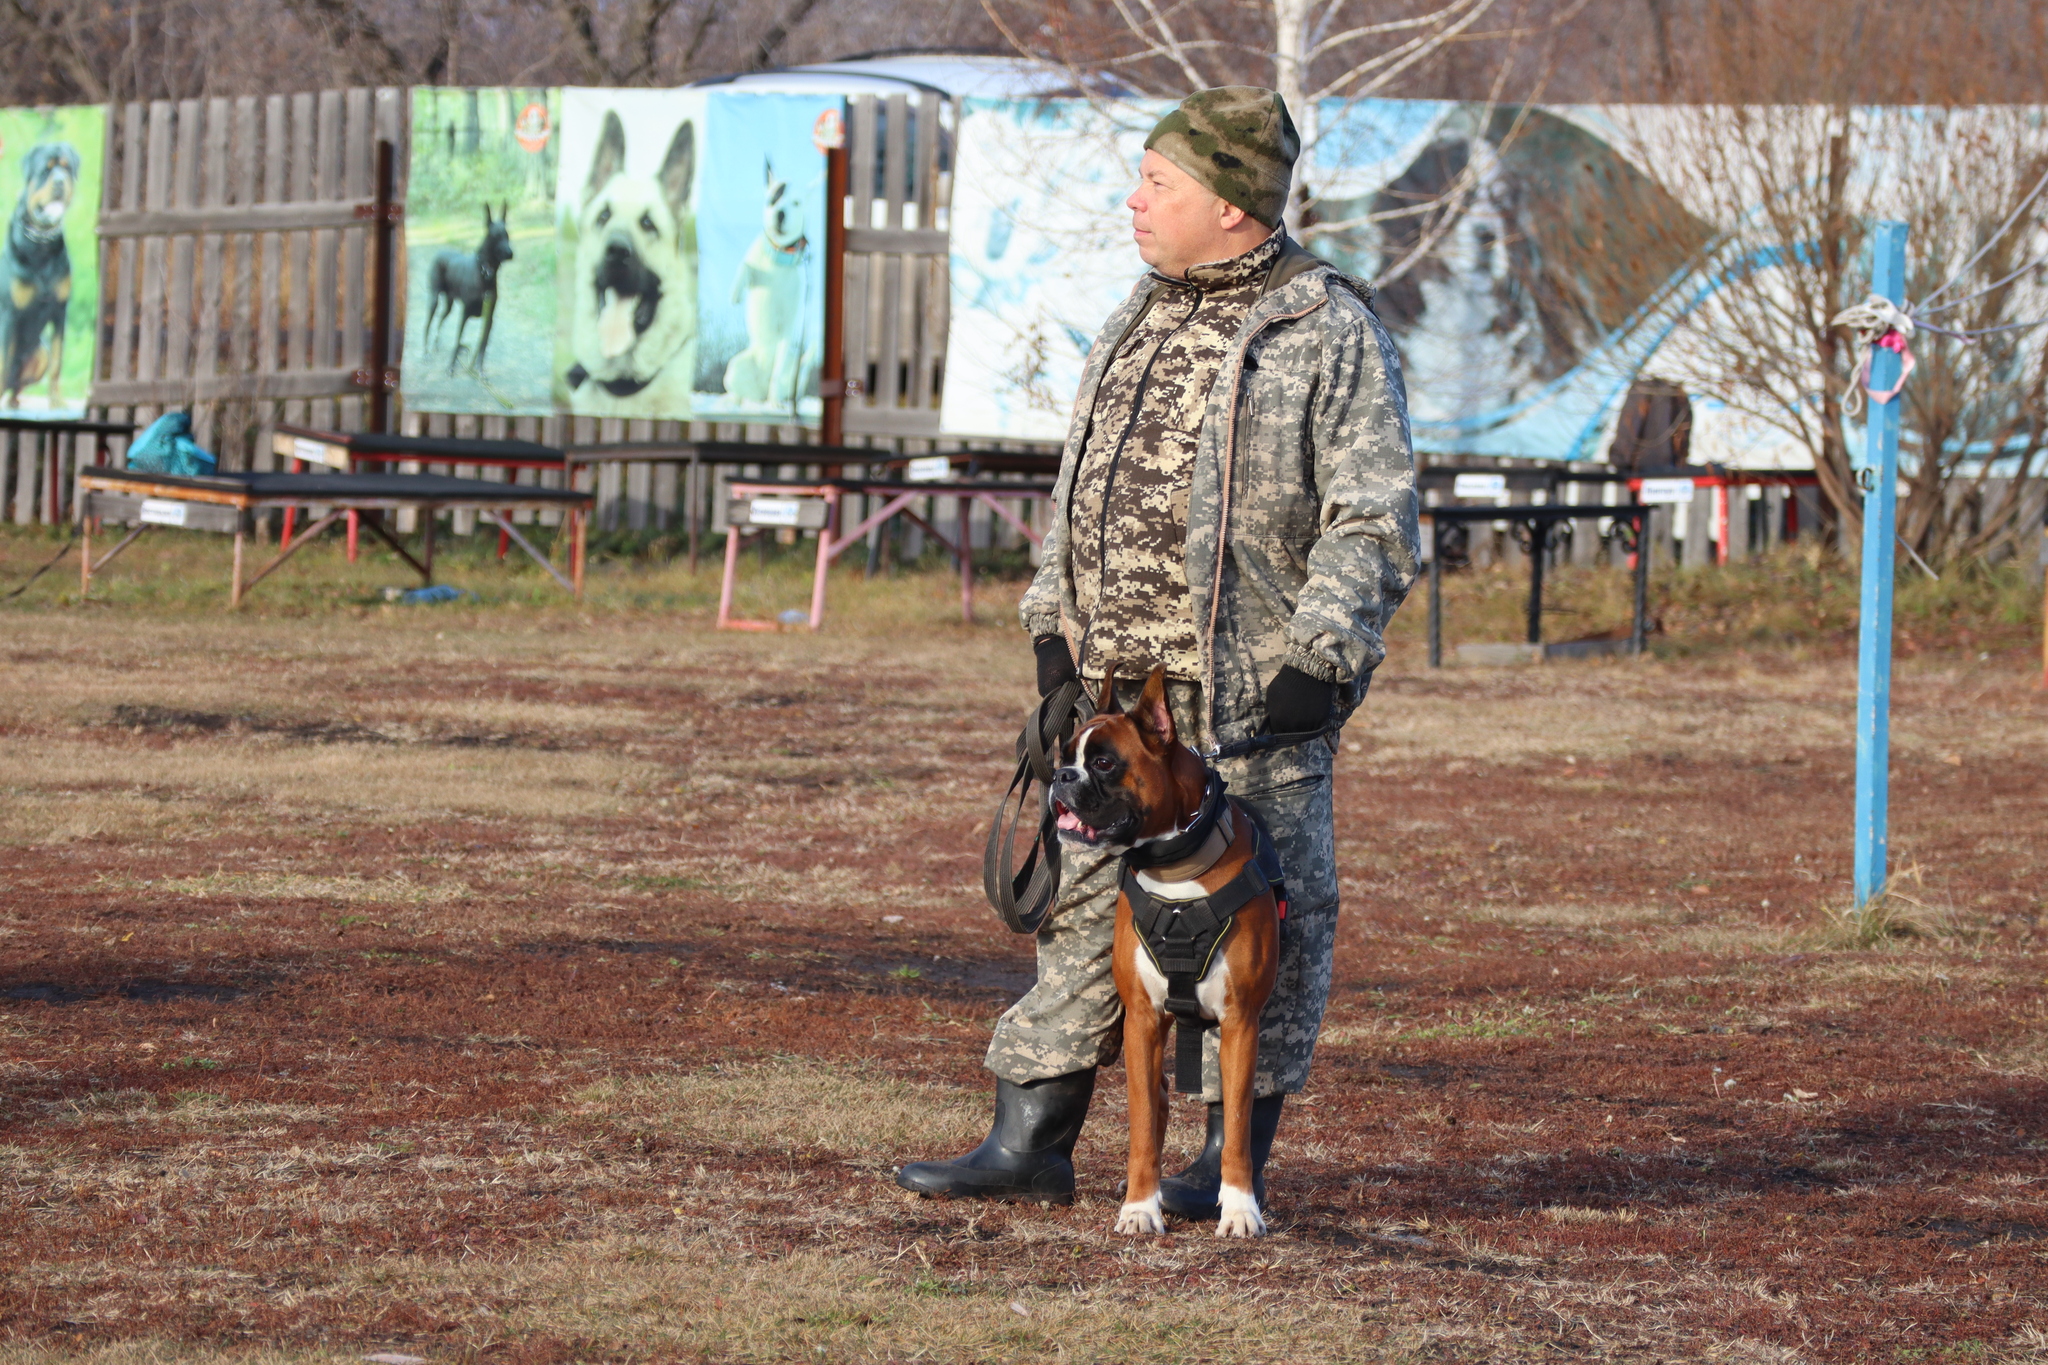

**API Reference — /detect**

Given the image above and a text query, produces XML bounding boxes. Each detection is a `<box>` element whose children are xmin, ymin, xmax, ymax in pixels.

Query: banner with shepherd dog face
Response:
<box><xmin>0</xmin><ymin>105</ymin><xmax>104</xmax><ymax>420</ymax></box>
<box><xmin>552</xmin><ymin>88</ymin><xmax>832</xmax><ymax>425</ymax></box>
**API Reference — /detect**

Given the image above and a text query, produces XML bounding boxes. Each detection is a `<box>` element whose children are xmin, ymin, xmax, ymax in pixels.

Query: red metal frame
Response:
<box><xmin>717</xmin><ymin>480</ymin><xmax>1050</xmax><ymax>631</ymax></box>
<box><xmin>274</xmin><ymin>422</ymin><xmax>569</xmax><ymax>563</ymax></box>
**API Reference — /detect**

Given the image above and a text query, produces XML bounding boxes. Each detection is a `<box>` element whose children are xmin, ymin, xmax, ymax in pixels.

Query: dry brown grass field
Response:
<box><xmin>2</xmin><ymin>530</ymin><xmax>2047</xmax><ymax>1364</ymax></box>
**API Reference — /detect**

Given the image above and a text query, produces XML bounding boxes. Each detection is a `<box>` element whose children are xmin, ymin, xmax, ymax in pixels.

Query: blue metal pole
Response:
<box><xmin>1853</xmin><ymin>221</ymin><xmax>1908</xmax><ymax>911</ymax></box>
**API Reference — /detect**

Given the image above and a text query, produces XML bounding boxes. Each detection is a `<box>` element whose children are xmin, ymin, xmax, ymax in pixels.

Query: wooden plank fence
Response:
<box><xmin>95</xmin><ymin>90</ymin><xmax>402</xmax><ymax>463</ymax></box>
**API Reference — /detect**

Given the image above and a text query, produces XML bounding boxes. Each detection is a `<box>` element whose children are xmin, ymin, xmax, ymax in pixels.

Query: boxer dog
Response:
<box><xmin>1050</xmin><ymin>664</ymin><xmax>1280</xmax><ymax>1238</ymax></box>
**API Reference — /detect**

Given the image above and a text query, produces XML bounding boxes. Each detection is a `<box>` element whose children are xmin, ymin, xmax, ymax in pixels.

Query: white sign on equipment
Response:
<box><xmin>272</xmin><ymin>431</ymin><xmax>351</xmax><ymax>469</ymax></box>
<box><xmin>748</xmin><ymin>498</ymin><xmax>805</xmax><ymax>527</ymax></box>
<box><xmin>1452</xmin><ymin>473</ymin><xmax>1507</xmax><ymax>499</ymax></box>
<box><xmin>138</xmin><ymin>499</ymin><xmax>189</xmax><ymax>527</ymax></box>
<box><xmin>1639</xmin><ymin>478</ymin><xmax>1697</xmax><ymax>505</ymax></box>
<box><xmin>294</xmin><ymin>438</ymin><xmax>349</xmax><ymax>469</ymax></box>
<box><xmin>905</xmin><ymin>455</ymin><xmax>953</xmax><ymax>482</ymax></box>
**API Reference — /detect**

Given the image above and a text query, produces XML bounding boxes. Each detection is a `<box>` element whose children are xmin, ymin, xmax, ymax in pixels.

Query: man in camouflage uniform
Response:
<box><xmin>899</xmin><ymin>87</ymin><xmax>1419</xmax><ymax>1217</ymax></box>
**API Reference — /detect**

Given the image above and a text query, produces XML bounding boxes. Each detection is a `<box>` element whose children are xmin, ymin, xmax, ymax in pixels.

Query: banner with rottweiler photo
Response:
<box><xmin>551</xmin><ymin>88</ymin><xmax>831</xmax><ymax>425</ymax></box>
<box><xmin>0</xmin><ymin>105</ymin><xmax>103</xmax><ymax>420</ymax></box>
<box><xmin>403</xmin><ymin>87</ymin><xmax>560</xmax><ymax>417</ymax></box>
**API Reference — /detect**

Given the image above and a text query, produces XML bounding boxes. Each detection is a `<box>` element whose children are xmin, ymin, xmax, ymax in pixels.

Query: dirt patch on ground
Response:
<box><xmin>1</xmin><ymin>605</ymin><xmax>2045</xmax><ymax>1363</ymax></box>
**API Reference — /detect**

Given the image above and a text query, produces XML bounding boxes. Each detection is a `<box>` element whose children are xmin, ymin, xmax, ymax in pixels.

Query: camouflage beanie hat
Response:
<box><xmin>1144</xmin><ymin>86</ymin><xmax>1299</xmax><ymax>230</ymax></box>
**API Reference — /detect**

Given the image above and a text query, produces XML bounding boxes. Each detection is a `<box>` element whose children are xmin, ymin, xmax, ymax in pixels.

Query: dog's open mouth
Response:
<box><xmin>593</xmin><ymin>250</ymin><xmax>663</xmax><ymax>360</ymax></box>
<box><xmin>1052</xmin><ymin>800</ymin><xmax>1131</xmax><ymax>847</ymax></box>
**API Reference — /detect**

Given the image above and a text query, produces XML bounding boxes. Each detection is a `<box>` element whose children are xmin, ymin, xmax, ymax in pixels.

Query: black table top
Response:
<box><xmin>81</xmin><ymin>466</ymin><xmax>590</xmax><ymax>504</ymax></box>
<box><xmin>0</xmin><ymin>415</ymin><xmax>134</xmax><ymax>436</ymax></box>
<box><xmin>564</xmin><ymin>442</ymin><xmax>1062</xmax><ymax>476</ymax></box>
<box><xmin>1422</xmin><ymin>502</ymin><xmax>1650</xmax><ymax>523</ymax></box>
<box><xmin>278</xmin><ymin>425</ymin><xmax>564</xmax><ymax>462</ymax></box>
<box><xmin>727</xmin><ymin>477</ymin><xmax>1054</xmax><ymax>496</ymax></box>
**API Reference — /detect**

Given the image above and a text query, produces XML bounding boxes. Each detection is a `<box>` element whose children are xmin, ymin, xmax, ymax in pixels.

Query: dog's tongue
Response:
<box><xmin>1055</xmin><ymin>808</ymin><xmax>1089</xmax><ymax>835</ymax></box>
<box><xmin>598</xmin><ymin>289</ymin><xmax>638</xmax><ymax>360</ymax></box>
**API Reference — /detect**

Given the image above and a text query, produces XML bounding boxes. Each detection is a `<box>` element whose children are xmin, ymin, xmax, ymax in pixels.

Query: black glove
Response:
<box><xmin>1264</xmin><ymin>665</ymin><xmax>1335</xmax><ymax>734</ymax></box>
<box><xmin>1034</xmin><ymin>634</ymin><xmax>1078</xmax><ymax>697</ymax></box>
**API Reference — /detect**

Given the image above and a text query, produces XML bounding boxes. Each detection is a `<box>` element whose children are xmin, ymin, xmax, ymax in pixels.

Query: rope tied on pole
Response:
<box><xmin>1831</xmin><ymin>293</ymin><xmax>1916</xmax><ymax>415</ymax></box>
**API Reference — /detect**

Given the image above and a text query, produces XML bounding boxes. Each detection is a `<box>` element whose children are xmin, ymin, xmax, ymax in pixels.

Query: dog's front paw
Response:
<box><xmin>1114</xmin><ymin>1193</ymin><xmax>1165</xmax><ymax>1236</ymax></box>
<box><xmin>1215</xmin><ymin>1183</ymin><xmax>1266</xmax><ymax>1239</ymax></box>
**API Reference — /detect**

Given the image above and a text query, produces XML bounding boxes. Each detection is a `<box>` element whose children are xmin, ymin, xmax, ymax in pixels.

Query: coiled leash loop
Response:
<box><xmin>983</xmin><ymin>679</ymin><xmax>1095</xmax><ymax>933</ymax></box>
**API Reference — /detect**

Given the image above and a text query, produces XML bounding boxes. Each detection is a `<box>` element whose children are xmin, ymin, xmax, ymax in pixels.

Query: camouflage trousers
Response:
<box><xmin>984</xmin><ymin>678</ymin><xmax>1339</xmax><ymax>1101</ymax></box>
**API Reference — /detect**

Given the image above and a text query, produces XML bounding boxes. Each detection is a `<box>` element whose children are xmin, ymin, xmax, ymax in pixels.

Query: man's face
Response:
<box><xmin>1127</xmin><ymin>149</ymin><xmax>1241</xmax><ymax>279</ymax></box>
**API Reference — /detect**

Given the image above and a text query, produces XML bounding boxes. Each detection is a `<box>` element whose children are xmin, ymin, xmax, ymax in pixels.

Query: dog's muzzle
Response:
<box><xmin>1048</xmin><ymin>773</ymin><xmax>1137</xmax><ymax>848</ymax></box>
<box><xmin>593</xmin><ymin>240</ymin><xmax>663</xmax><ymax>360</ymax></box>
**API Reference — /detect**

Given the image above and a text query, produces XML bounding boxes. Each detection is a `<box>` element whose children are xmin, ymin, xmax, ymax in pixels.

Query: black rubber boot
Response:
<box><xmin>895</xmin><ymin>1069</ymin><xmax>1096</xmax><ymax>1204</ymax></box>
<box><xmin>1157</xmin><ymin>1094</ymin><xmax>1284</xmax><ymax>1220</ymax></box>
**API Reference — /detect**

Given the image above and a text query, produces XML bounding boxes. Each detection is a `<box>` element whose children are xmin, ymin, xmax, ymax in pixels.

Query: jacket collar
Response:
<box><xmin>1150</xmin><ymin>229</ymin><xmax>1285</xmax><ymax>294</ymax></box>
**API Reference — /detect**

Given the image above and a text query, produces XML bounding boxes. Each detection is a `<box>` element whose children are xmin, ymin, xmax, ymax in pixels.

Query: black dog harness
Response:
<box><xmin>1121</xmin><ymin>773</ymin><xmax>1287</xmax><ymax>1093</ymax></box>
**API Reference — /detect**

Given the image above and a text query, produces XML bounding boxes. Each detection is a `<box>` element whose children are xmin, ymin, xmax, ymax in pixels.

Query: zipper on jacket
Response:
<box><xmin>1200</xmin><ymin>295</ymin><xmax>1330</xmax><ymax>745</ymax></box>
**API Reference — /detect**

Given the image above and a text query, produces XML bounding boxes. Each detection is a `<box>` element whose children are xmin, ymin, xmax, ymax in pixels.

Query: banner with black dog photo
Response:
<box><xmin>0</xmin><ymin>105</ymin><xmax>103</xmax><ymax>420</ymax></box>
<box><xmin>403</xmin><ymin>87</ymin><xmax>561</xmax><ymax>418</ymax></box>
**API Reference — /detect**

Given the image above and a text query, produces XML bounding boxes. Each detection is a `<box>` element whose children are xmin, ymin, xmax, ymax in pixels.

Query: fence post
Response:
<box><xmin>820</xmin><ymin>111</ymin><xmax>848</xmax><ymax>457</ymax></box>
<box><xmin>368</xmin><ymin>138</ymin><xmax>396</xmax><ymax>433</ymax></box>
<box><xmin>1853</xmin><ymin>220</ymin><xmax>1908</xmax><ymax>912</ymax></box>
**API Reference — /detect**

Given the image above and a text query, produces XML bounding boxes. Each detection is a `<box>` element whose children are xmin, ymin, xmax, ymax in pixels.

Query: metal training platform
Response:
<box><xmin>1423</xmin><ymin>502</ymin><xmax>1654</xmax><ymax>667</ymax></box>
<box><xmin>718</xmin><ymin>477</ymin><xmax>1054</xmax><ymax>630</ymax></box>
<box><xmin>76</xmin><ymin>465</ymin><xmax>592</xmax><ymax>607</ymax></box>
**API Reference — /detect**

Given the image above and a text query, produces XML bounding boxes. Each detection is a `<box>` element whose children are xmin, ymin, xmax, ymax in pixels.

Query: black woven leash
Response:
<box><xmin>1203</xmin><ymin>724</ymin><xmax>1335</xmax><ymax>762</ymax></box>
<box><xmin>982</xmin><ymin>680</ymin><xmax>1095</xmax><ymax>934</ymax></box>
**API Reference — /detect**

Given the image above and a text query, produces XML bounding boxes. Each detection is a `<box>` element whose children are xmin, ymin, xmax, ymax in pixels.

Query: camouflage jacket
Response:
<box><xmin>1021</xmin><ymin>237</ymin><xmax>1421</xmax><ymax>752</ymax></box>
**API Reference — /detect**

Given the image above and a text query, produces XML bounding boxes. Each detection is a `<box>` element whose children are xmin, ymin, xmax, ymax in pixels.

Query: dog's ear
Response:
<box><xmin>500</xmin><ymin>200</ymin><xmax>509</xmax><ymax>224</ymax></box>
<box><xmin>1131</xmin><ymin>665</ymin><xmax>1176</xmax><ymax>754</ymax></box>
<box><xmin>660</xmin><ymin>120</ymin><xmax>696</xmax><ymax>220</ymax></box>
<box><xmin>586</xmin><ymin>110</ymin><xmax>627</xmax><ymax>206</ymax></box>
<box><xmin>1095</xmin><ymin>662</ymin><xmax>1121</xmax><ymax>716</ymax></box>
<box><xmin>483</xmin><ymin>202</ymin><xmax>493</xmax><ymax>228</ymax></box>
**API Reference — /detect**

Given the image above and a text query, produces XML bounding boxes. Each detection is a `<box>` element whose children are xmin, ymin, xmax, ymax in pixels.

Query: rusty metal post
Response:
<box><xmin>821</xmin><ymin>131</ymin><xmax>848</xmax><ymax>461</ymax></box>
<box><xmin>365</xmin><ymin>139</ymin><xmax>398</xmax><ymax>433</ymax></box>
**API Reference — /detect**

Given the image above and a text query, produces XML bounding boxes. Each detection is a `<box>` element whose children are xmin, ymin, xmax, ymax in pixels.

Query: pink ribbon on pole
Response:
<box><xmin>1864</xmin><ymin>329</ymin><xmax>1915</xmax><ymax>406</ymax></box>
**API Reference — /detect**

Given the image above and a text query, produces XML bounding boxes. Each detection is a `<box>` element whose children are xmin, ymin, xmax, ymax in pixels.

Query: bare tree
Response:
<box><xmin>1607</xmin><ymin>103</ymin><xmax>2048</xmax><ymax>565</ymax></box>
<box><xmin>979</xmin><ymin>0</ymin><xmax>1600</xmax><ymax>271</ymax></box>
<box><xmin>0</xmin><ymin>0</ymin><xmax>108</xmax><ymax>100</ymax></box>
<box><xmin>0</xmin><ymin>0</ymin><xmax>1001</xmax><ymax>102</ymax></box>
<box><xmin>283</xmin><ymin>0</ymin><xmax>412</xmax><ymax>84</ymax></box>
<box><xmin>554</xmin><ymin>0</ymin><xmax>683</xmax><ymax>82</ymax></box>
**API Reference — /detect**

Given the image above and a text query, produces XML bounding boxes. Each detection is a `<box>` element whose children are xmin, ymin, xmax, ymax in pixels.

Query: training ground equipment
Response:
<box><xmin>75</xmin><ymin>464</ymin><xmax>591</xmax><ymax>606</ymax></box>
